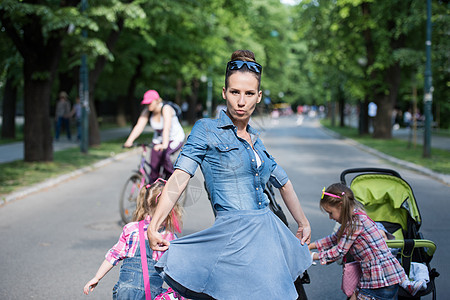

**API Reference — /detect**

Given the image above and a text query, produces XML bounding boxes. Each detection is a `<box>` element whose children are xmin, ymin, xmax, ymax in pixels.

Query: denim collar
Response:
<box><xmin>217</xmin><ymin>110</ymin><xmax>259</xmax><ymax>143</ymax></box>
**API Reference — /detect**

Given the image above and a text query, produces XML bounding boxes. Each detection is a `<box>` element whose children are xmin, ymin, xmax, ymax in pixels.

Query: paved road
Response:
<box><xmin>0</xmin><ymin>116</ymin><xmax>448</xmax><ymax>299</ymax></box>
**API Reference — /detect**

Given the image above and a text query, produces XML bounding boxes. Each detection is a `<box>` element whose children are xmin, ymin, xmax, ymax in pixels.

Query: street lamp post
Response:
<box><xmin>79</xmin><ymin>0</ymin><xmax>89</xmax><ymax>153</ymax></box>
<box><xmin>423</xmin><ymin>0</ymin><xmax>433</xmax><ymax>158</ymax></box>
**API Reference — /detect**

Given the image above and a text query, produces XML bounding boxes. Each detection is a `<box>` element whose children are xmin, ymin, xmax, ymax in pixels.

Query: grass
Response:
<box><xmin>321</xmin><ymin>120</ymin><xmax>450</xmax><ymax>175</ymax></box>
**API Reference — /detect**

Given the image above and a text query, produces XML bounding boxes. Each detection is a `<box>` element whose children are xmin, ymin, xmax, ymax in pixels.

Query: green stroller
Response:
<box><xmin>340</xmin><ymin>168</ymin><xmax>439</xmax><ymax>300</ymax></box>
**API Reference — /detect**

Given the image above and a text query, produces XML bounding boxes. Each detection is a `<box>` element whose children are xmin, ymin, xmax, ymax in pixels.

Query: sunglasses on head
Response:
<box><xmin>226</xmin><ymin>60</ymin><xmax>262</xmax><ymax>74</ymax></box>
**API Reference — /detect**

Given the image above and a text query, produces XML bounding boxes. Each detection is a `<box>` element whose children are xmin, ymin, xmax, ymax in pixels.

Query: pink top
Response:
<box><xmin>105</xmin><ymin>215</ymin><xmax>176</xmax><ymax>266</ymax></box>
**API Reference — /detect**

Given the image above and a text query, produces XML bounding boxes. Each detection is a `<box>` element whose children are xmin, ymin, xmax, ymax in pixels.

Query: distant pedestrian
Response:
<box><xmin>309</xmin><ymin>183</ymin><xmax>406</xmax><ymax>299</ymax></box>
<box><xmin>71</xmin><ymin>97</ymin><xmax>82</xmax><ymax>141</ymax></box>
<box><xmin>83</xmin><ymin>179</ymin><xmax>183</xmax><ymax>299</ymax></box>
<box><xmin>181</xmin><ymin>101</ymin><xmax>189</xmax><ymax>120</ymax></box>
<box><xmin>368</xmin><ymin>102</ymin><xmax>377</xmax><ymax>132</ymax></box>
<box><xmin>55</xmin><ymin>91</ymin><xmax>71</xmax><ymax>141</ymax></box>
<box><xmin>403</xmin><ymin>109</ymin><xmax>412</xmax><ymax>128</ymax></box>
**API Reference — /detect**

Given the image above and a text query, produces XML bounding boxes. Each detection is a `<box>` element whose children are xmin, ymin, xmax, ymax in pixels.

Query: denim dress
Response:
<box><xmin>112</xmin><ymin>238</ymin><xmax>164</xmax><ymax>300</ymax></box>
<box><xmin>156</xmin><ymin>111</ymin><xmax>312</xmax><ymax>300</ymax></box>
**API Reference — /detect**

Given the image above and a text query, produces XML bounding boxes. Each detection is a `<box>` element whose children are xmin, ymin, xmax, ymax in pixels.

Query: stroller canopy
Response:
<box><xmin>350</xmin><ymin>174</ymin><xmax>421</xmax><ymax>237</ymax></box>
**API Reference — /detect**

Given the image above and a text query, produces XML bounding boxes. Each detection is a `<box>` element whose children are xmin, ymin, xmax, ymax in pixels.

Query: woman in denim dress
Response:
<box><xmin>148</xmin><ymin>50</ymin><xmax>312</xmax><ymax>300</ymax></box>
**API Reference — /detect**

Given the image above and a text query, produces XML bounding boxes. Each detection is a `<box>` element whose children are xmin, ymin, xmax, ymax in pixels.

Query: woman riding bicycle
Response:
<box><xmin>124</xmin><ymin>89</ymin><xmax>185</xmax><ymax>183</ymax></box>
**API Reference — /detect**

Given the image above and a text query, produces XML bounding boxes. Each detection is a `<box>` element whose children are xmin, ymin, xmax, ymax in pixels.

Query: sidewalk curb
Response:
<box><xmin>320</xmin><ymin>126</ymin><xmax>450</xmax><ymax>186</ymax></box>
<box><xmin>1</xmin><ymin>148</ymin><xmax>140</xmax><ymax>205</ymax></box>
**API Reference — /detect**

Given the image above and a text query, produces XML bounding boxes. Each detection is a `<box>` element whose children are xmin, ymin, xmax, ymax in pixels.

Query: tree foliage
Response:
<box><xmin>0</xmin><ymin>0</ymin><xmax>448</xmax><ymax>161</ymax></box>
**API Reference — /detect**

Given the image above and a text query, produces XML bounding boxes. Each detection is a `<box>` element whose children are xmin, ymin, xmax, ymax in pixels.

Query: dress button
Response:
<box><xmin>226</xmin><ymin>146</ymin><xmax>229</xmax><ymax>149</ymax></box>
<box><xmin>247</xmin><ymin>147</ymin><xmax>250</xmax><ymax>150</ymax></box>
<box><xmin>258</xmin><ymin>202</ymin><xmax>261</xmax><ymax>205</ymax></box>
<box><xmin>256</xmin><ymin>188</ymin><xmax>259</xmax><ymax>190</ymax></box>
<box><xmin>255</xmin><ymin>173</ymin><xmax>258</xmax><ymax>176</ymax></box>
<box><xmin>252</xmin><ymin>159</ymin><xmax>255</xmax><ymax>162</ymax></box>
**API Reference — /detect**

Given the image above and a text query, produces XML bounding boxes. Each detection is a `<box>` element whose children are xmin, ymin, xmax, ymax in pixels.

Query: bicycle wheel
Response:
<box><xmin>119</xmin><ymin>173</ymin><xmax>144</xmax><ymax>224</ymax></box>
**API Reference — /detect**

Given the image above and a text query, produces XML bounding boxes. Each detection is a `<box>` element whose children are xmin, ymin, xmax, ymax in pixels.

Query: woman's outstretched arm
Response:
<box><xmin>279</xmin><ymin>180</ymin><xmax>311</xmax><ymax>245</ymax></box>
<box><xmin>124</xmin><ymin>110</ymin><xmax>149</xmax><ymax>147</ymax></box>
<box><xmin>147</xmin><ymin>169</ymin><xmax>190</xmax><ymax>251</ymax></box>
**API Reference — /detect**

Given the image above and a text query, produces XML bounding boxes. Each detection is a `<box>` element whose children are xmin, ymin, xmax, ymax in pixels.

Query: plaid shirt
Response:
<box><xmin>105</xmin><ymin>215</ymin><xmax>176</xmax><ymax>266</ymax></box>
<box><xmin>315</xmin><ymin>210</ymin><xmax>407</xmax><ymax>289</ymax></box>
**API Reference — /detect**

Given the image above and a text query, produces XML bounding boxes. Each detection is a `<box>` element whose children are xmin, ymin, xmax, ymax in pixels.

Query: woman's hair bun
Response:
<box><xmin>231</xmin><ymin>50</ymin><xmax>256</xmax><ymax>62</ymax></box>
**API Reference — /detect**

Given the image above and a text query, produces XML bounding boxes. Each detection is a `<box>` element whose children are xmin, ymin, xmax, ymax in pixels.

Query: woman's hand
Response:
<box><xmin>153</xmin><ymin>144</ymin><xmax>166</xmax><ymax>152</ymax></box>
<box><xmin>278</xmin><ymin>180</ymin><xmax>311</xmax><ymax>245</ymax></box>
<box><xmin>148</xmin><ymin>228</ymin><xmax>170</xmax><ymax>251</ymax></box>
<box><xmin>296</xmin><ymin>223</ymin><xmax>311</xmax><ymax>245</ymax></box>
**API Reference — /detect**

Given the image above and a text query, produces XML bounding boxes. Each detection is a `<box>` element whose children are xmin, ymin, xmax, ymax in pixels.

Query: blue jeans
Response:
<box><xmin>55</xmin><ymin>117</ymin><xmax>71</xmax><ymax>140</ymax></box>
<box><xmin>358</xmin><ymin>284</ymin><xmax>399</xmax><ymax>300</ymax></box>
<box><xmin>112</xmin><ymin>241</ymin><xmax>164</xmax><ymax>300</ymax></box>
<box><xmin>75</xmin><ymin>118</ymin><xmax>81</xmax><ymax>141</ymax></box>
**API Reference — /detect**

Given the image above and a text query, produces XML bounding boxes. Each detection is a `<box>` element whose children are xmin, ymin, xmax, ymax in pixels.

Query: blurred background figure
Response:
<box><xmin>55</xmin><ymin>91</ymin><xmax>72</xmax><ymax>141</ymax></box>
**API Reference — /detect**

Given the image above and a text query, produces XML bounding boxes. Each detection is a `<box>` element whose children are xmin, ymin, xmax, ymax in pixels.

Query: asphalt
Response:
<box><xmin>1</xmin><ymin>118</ymin><xmax>449</xmax><ymax>204</ymax></box>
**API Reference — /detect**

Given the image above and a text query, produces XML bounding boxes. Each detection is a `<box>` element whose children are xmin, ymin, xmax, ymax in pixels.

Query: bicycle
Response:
<box><xmin>119</xmin><ymin>143</ymin><xmax>182</xmax><ymax>223</ymax></box>
<box><xmin>119</xmin><ymin>143</ymin><xmax>152</xmax><ymax>223</ymax></box>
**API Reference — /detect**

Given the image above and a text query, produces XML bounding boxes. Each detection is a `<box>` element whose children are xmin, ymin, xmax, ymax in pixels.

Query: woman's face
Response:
<box><xmin>222</xmin><ymin>72</ymin><xmax>262</xmax><ymax>123</ymax></box>
<box><xmin>147</xmin><ymin>98</ymin><xmax>161</xmax><ymax>112</ymax></box>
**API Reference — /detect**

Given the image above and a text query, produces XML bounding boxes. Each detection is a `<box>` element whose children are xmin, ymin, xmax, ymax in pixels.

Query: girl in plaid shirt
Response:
<box><xmin>309</xmin><ymin>183</ymin><xmax>406</xmax><ymax>300</ymax></box>
<box><xmin>83</xmin><ymin>179</ymin><xmax>183</xmax><ymax>299</ymax></box>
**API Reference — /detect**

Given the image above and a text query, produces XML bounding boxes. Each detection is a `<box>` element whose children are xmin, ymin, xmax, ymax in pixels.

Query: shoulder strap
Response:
<box><xmin>139</xmin><ymin>220</ymin><xmax>152</xmax><ymax>300</ymax></box>
<box><xmin>161</xmin><ymin>101</ymin><xmax>182</xmax><ymax>119</ymax></box>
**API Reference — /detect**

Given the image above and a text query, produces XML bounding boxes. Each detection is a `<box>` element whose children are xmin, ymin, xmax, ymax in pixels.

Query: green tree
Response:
<box><xmin>0</xmin><ymin>0</ymin><xmax>81</xmax><ymax>161</ymax></box>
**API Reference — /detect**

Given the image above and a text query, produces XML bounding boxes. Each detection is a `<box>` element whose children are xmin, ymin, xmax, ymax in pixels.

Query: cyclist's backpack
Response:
<box><xmin>162</xmin><ymin>101</ymin><xmax>183</xmax><ymax>120</ymax></box>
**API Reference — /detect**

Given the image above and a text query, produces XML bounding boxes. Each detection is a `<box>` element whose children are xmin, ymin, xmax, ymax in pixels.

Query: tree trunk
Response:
<box><xmin>337</xmin><ymin>85</ymin><xmax>345</xmax><ymax>127</ymax></box>
<box><xmin>1</xmin><ymin>71</ymin><xmax>17</xmax><ymax>139</ymax></box>
<box><xmin>188</xmin><ymin>78</ymin><xmax>200</xmax><ymax>124</ymax></box>
<box><xmin>21</xmin><ymin>22</ymin><xmax>62</xmax><ymax>161</ymax></box>
<box><xmin>372</xmin><ymin>12</ymin><xmax>404</xmax><ymax>139</ymax></box>
<box><xmin>360</xmin><ymin>2</ymin><xmax>375</xmax><ymax>136</ymax></box>
<box><xmin>120</xmin><ymin>54</ymin><xmax>144</xmax><ymax>127</ymax></box>
<box><xmin>87</xmin><ymin>18</ymin><xmax>124</xmax><ymax>146</ymax></box>
<box><xmin>116</xmin><ymin>95</ymin><xmax>127</xmax><ymax>127</ymax></box>
<box><xmin>359</xmin><ymin>99</ymin><xmax>369</xmax><ymax>135</ymax></box>
<box><xmin>373</xmin><ymin>62</ymin><xmax>401</xmax><ymax>139</ymax></box>
<box><xmin>1</xmin><ymin>1</ymin><xmax>78</xmax><ymax>161</ymax></box>
<box><xmin>175</xmin><ymin>78</ymin><xmax>183</xmax><ymax>106</ymax></box>
<box><xmin>23</xmin><ymin>60</ymin><xmax>55</xmax><ymax>162</ymax></box>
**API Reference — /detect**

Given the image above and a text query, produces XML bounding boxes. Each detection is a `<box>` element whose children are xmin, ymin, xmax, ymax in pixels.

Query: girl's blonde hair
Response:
<box><xmin>320</xmin><ymin>183</ymin><xmax>362</xmax><ymax>241</ymax></box>
<box><xmin>133</xmin><ymin>179</ymin><xmax>183</xmax><ymax>233</ymax></box>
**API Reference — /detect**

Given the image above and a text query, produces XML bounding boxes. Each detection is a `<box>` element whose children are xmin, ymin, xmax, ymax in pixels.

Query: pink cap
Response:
<box><xmin>141</xmin><ymin>90</ymin><xmax>160</xmax><ymax>105</ymax></box>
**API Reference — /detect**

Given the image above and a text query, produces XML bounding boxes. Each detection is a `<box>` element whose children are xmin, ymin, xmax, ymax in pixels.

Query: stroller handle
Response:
<box><xmin>340</xmin><ymin>168</ymin><xmax>402</xmax><ymax>185</ymax></box>
<box><xmin>386</xmin><ymin>239</ymin><xmax>436</xmax><ymax>257</ymax></box>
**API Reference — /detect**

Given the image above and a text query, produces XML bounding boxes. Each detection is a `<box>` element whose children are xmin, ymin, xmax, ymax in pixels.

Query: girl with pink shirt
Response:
<box><xmin>83</xmin><ymin>179</ymin><xmax>183</xmax><ymax>299</ymax></box>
